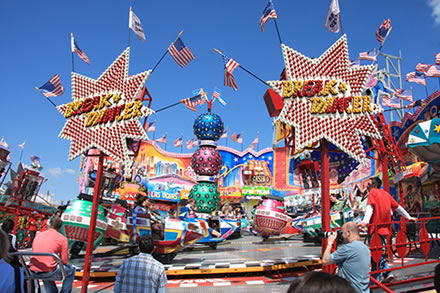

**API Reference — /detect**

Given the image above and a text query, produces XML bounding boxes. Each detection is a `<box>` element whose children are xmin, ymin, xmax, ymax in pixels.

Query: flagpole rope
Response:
<box><xmin>151</xmin><ymin>30</ymin><xmax>184</xmax><ymax>73</ymax></box>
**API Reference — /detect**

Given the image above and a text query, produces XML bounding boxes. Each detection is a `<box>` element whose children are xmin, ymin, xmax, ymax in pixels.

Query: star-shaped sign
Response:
<box><xmin>434</xmin><ymin>124</ymin><xmax>440</xmax><ymax>134</ymax></box>
<box><xmin>268</xmin><ymin>35</ymin><xmax>382</xmax><ymax>165</ymax></box>
<box><xmin>57</xmin><ymin>48</ymin><xmax>154</xmax><ymax>164</ymax></box>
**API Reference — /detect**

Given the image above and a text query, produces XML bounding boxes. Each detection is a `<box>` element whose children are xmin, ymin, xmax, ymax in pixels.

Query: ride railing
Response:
<box><xmin>366</xmin><ymin>216</ymin><xmax>440</xmax><ymax>291</ymax></box>
<box><xmin>10</xmin><ymin>251</ymin><xmax>66</xmax><ymax>293</ymax></box>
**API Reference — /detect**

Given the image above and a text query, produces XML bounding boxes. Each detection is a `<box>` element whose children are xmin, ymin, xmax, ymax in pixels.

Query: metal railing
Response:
<box><xmin>10</xmin><ymin>251</ymin><xmax>66</xmax><ymax>282</ymax></box>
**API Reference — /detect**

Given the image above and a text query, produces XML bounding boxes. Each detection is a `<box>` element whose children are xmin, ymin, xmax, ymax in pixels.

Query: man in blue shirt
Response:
<box><xmin>115</xmin><ymin>235</ymin><xmax>168</xmax><ymax>293</ymax></box>
<box><xmin>322</xmin><ymin>222</ymin><xmax>370</xmax><ymax>293</ymax></box>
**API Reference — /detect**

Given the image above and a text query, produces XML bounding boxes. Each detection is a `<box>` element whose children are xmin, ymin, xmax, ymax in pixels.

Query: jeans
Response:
<box><xmin>33</xmin><ymin>263</ymin><xmax>76</xmax><ymax>293</ymax></box>
<box><xmin>369</xmin><ymin>234</ymin><xmax>391</xmax><ymax>281</ymax></box>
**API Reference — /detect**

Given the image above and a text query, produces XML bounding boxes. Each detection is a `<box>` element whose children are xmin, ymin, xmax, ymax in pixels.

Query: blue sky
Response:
<box><xmin>1</xmin><ymin>0</ymin><xmax>440</xmax><ymax>204</ymax></box>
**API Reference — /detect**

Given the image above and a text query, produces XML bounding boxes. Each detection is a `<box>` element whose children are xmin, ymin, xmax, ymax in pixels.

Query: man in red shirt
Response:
<box><xmin>28</xmin><ymin>212</ymin><xmax>39</xmax><ymax>246</ymax></box>
<box><xmin>361</xmin><ymin>177</ymin><xmax>416</xmax><ymax>283</ymax></box>
<box><xmin>30</xmin><ymin>216</ymin><xmax>76</xmax><ymax>293</ymax></box>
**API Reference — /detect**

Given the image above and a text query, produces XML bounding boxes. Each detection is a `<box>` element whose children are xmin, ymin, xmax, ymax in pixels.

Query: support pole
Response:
<box><xmin>320</xmin><ymin>139</ymin><xmax>331</xmax><ymax>272</ymax></box>
<box><xmin>81</xmin><ymin>152</ymin><xmax>105</xmax><ymax>293</ymax></box>
<box><xmin>382</xmin><ymin>153</ymin><xmax>390</xmax><ymax>193</ymax></box>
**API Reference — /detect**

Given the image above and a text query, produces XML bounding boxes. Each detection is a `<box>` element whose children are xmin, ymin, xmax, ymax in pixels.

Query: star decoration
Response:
<box><xmin>434</xmin><ymin>124</ymin><xmax>440</xmax><ymax>134</ymax></box>
<box><xmin>267</xmin><ymin>35</ymin><xmax>382</xmax><ymax>165</ymax></box>
<box><xmin>57</xmin><ymin>47</ymin><xmax>154</xmax><ymax>164</ymax></box>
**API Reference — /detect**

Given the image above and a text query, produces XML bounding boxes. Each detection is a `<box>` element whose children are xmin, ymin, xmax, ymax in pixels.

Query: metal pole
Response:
<box><xmin>81</xmin><ymin>152</ymin><xmax>105</xmax><ymax>293</ymax></box>
<box><xmin>382</xmin><ymin>153</ymin><xmax>390</xmax><ymax>193</ymax></box>
<box><xmin>320</xmin><ymin>139</ymin><xmax>331</xmax><ymax>272</ymax></box>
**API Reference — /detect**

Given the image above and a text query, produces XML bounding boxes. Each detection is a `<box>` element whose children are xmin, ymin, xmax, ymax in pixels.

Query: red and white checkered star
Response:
<box><xmin>268</xmin><ymin>35</ymin><xmax>382</xmax><ymax>165</ymax></box>
<box><xmin>57</xmin><ymin>47</ymin><xmax>154</xmax><ymax>164</ymax></box>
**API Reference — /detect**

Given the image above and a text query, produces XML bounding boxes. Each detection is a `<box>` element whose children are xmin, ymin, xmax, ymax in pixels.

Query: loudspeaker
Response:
<box><xmin>263</xmin><ymin>89</ymin><xmax>284</xmax><ymax>118</ymax></box>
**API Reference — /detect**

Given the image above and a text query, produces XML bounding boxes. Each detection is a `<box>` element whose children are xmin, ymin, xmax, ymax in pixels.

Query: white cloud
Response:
<box><xmin>47</xmin><ymin>167</ymin><xmax>63</xmax><ymax>178</ymax></box>
<box><xmin>428</xmin><ymin>0</ymin><xmax>440</xmax><ymax>24</ymax></box>
<box><xmin>65</xmin><ymin>168</ymin><xmax>75</xmax><ymax>175</ymax></box>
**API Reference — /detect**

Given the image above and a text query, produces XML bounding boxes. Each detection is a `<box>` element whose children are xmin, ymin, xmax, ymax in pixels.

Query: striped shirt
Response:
<box><xmin>114</xmin><ymin>253</ymin><xmax>168</xmax><ymax>293</ymax></box>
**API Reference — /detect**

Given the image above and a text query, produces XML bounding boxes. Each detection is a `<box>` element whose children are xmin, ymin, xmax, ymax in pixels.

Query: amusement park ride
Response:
<box><xmin>4</xmin><ymin>12</ymin><xmax>440</xmax><ymax>291</ymax></box>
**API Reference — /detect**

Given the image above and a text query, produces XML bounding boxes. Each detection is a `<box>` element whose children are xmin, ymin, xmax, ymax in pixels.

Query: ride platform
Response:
<box><xmin>71</xmin><ymin>233</ymin><xmax>322</xmax><ymax>278</ymax></box>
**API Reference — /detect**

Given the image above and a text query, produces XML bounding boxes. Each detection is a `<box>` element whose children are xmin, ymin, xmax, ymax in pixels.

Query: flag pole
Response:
<box><xmin>165</xmin><ymin>133</ymin><xmax>168</xmax><ymax>151</ymax></box>
<box><xmin>71</xmin><ymin>33</ymin><xmax>75</xmax><ymax>73</ymax></box>
<box><xmin>35</xmin><ymin>87</ymin><xmax>57</xmax><ymax>108</ymax></box>
<box><xmin>273</xmin><ymin>19</ymin><xmax>283</xmax><ymax>45</ymax></box>
<box><xmin>151</xmin><ymin>30</ymin><xmax>184</xmax><ymax>73</ymax></box>
<box><xmin>257</xmin><ymin>131</ymin><xmax>260</xmax><ymax>152</ymax></box>
<box><xmin>226</xmin><ymin>126</ymin><xmax>229</xmax><ymax>147</ymax></box>
<box><xmin>425</xmin><ymin>84</ymin><xmax>429</xmax><ymax>98</ymax></box>
<box><xmin>241</xmin><ymin>131</ymin><xmax>244</xmax><ymax>152</ymax></box>
<box><xmin>18</xmin><ymin>144</ymin><xmax>25</xmax><ymax>164</ymax></box>
<box><xmin>128</xmin><ymin>7</ymin><xmax>132</xmax><ymax>47</ymax></box>
<box><xmin>213</xmin><ymin>49</ymin><xmax>269</xmax><ymax>87</ymax></box>
<box><xmin>180</xmin><ymin>133</ymin><xmax>183</xmax><ymax>153</ymax></box>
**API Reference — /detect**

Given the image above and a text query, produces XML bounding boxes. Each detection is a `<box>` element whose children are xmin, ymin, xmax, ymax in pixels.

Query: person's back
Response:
<box><xmin>0</xmin><ymin>229</ymin><xmax>18</xmax><ymax>293</ymax></box>
<box><xmin>29</xmin><ymin>228</ymin><xmax>68</xmax><ymax>272</ymax></box>
<box><xmin>115</xmin><ymin>235</ymin><xmax>167</xmax><ymax>293</ymax></box>
<box><xmin>331</xmin><ymin>240</ymin><xmax>370</xmax><ymax>293</ymax></box>
<box><xmin>368</xmin><ymin>188</ymin><xmax>398</xmax><ymax>235</ymax></box>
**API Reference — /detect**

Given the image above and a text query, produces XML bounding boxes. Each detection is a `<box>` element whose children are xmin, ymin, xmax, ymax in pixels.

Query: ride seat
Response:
<box><xmin>11</xmin><ymin>251</ymin><xmax>66</xmax><ymax>293</ymax></box>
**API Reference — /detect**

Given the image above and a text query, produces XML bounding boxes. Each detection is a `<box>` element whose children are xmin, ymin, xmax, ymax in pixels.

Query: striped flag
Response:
<box><xmin>406</xmin><ymin>72</ymin><xmax>426</xmax><ymax>86</ymax></box>
<box><xmin>260</xmin><ymin>0</ymin><xmax>277</xmax><ymax>32</ymax></box>
<box><xmin>145</xmin><ymin>121</ymin><xmax>156</xmax><ymax>132</ymax></box>
<box><xmin>71</xmin><ymin>35</ymin><xmax>90</xmax><ymax>64</ymax></box>
<box><xmin>359</xmin><ymin>51</ymin><xmax>377</xmax><ymax>62</ymax></box>
<box><xmin>249</xmin><ymin>136</ymin><xmax>259</xmax><ymax>149</ymax></box>
<box><xmin>222</xmin><ymin>54</ymin><xmax>239</xmax><ymax>91</ymax></box>
<box><xmin>382</xmin><ymin>95</ymin><xmax>400</xmax><ymax>108</ymax></box>
<box><xmin>408</xmin><ymin>100</ymin><xmax>422</xmax><ymax>110</ymax></box>
<box><xmin>416</xmin><ymin>63</ymin><xmax>430</xmax><ymax>73</ymax></box>
<box><xmin>38</xmin><ymin>75</ymin><xmax>64</xmax><ymax>98</ymax></box>
<box><xmin>350</xmin><ymin>60</ymin><xmax>360</xmax><ymax>67</ymax></box>
<box><xmin>220</xmin><ymin>128</ymin><xmax>228</xmax><ymax>139</ymax></box>
<box><xmin>324</xmin><ymin>0</ymin><xmax>341</xmax><ymax>33</ymax></box>
<box><xmin>0</xmin><ymin>137</ymin><xmax>9</xmax><ymax>149</ymax></box>
<box><xmin>168</xmin><ymin>37</ymin><xmax>195</xmax><ymax>68</ymax></box>
<box><xmin>173</xmin><ymin>137</ymin><xmax>183</xmax><ymax>147</ymax></box>
<box><xmin>376</xmin><ymin>19</ymin><xmax>392</xmax><ymax>44</ymax></box>
<box><xmin>129</xmin><ymin>8</ymin><xmax>146</xmax><ymax>42</ymax></box>
<box><xmin>155</xmin><ymin>134</ymin><xmax>167</xmax><ymax>144</ymax></box>
<box><xmin>231</xmin><ymin>133</ymin><xmax>243</xmax><ymax>144</ymax></box>
<box><xmin>426</xmin><ymin>65</ymin><xmax>440</xmax><ymax>78</ymax></box>
<box><xmin>181</xmin><ymin>94</ymin><xmax>206</xmax><ymax>111</ymax></box>
<box><xmin>212</xmin><ymin>88</ymin><xmax>227</xmax><ymax>106</ymax></box>
<box><xmin>436</xmin><ymin>53</ymin><xmax>440</xmax><ymax>65</ymax></box>
<box><xmin>394</xmin><ymin>89</ymin><xmax>413</xmax><ymax>102</ymax></box>
<box><xmin>186</xmin><ymin>138</ymin><xmax>198</xmax><ymax>149</ymax></box>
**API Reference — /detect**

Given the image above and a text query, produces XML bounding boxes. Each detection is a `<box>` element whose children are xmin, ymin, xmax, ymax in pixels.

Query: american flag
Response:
<box><xmin>260</xmin><ymin>1</ymin><xmax>277</xmax><ymax>32</ymax></box>
<box><xmin>38</xmin><ymin>75</ymin><xmax>64</xmax><ymax>98</ymax></box>
<box><xmin>186</xmin><ymin>138</ymin><xmax>198</xmax><ymax>149</ymax></box>
<box><xmin>406</xmin><ymin>72</ymin><xmax>426</xmax><ymax>86</ymax></box>
<box><xmin>222</xmin><ymin>54</ymin><xmax>239</xmax><ymax>91</ymax></box>
<box><xmin>249</xmin><ymin>136</ymin><xmax>259</xmax><ymax>150</ymax></box>
<box><xmin>416</xmin><ymin>63</ymin><xmax>430</xmax><ymax>73</ymax></box>
<box><xmin>173</xmin><ymin>137</ymin><xmax>183</xmax><ymax>147</ymax></box>
<box><xmin>231</xmin><ymin>132</ymin><xmax>243</xmax><ymax>144</ymax></box>
<box><xmin>212</xmin><ymin>88</ymin><xmax>227</xmax><ymax>106</ymax></box>
<box><xmin>436</xmin><ymin>53</ymin><xmax>440</xmax><ymax>65</ymax></box>
<box><xmin>155</xmin><ymin>134</ymin><xmax>167</xmax><ymax>144</ymax></box>
<box><xmin>426</xmin><ymin>65</ymin><xmax>440</xmax><ymax>78</ymax></box>
<box><xmin>359</xmin><ymin>51</ymin><xmax>377</xmax><ymax>62</ymax></box>
<box><xmin>220</xmin><ymin>128</ymin><xmax>228</xmax><ymax>139</ymax></box>
<box><xmin>408</xmin><ymin>100</ymin><xmax>422</xmax><ymax>110</ymax></box>
<box><xmin>71</xmin><ymin>36</ymin><xmax>90</xmax><ymax>64</ymax></box>
<box><xmin>180</xmin><ymin>94</ymin><xmax>206</xmax><ymax>111</ymax></box>
<box><xmin>394</xmin><ymin>89</ymin><xmax>413</xmax><ymax>102</ymax></box>
<box><xmin>382</xmin><ymin>95</ymin><xmax>400</xmax><ymax>108</ymax></box>
<box><xmin>376</xmin><ymin>19</ymin><xmax>392</xmax><ymax>44</ymax></box>
<box><xmin>145</xmin><ymin>121</ymin><xmax>156</xmax><ymax>132</ymax></box>
<box><xmin>168</xmin><ymin>37</ymin><xmax>195</xmax><ymax>68</ymax></box>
